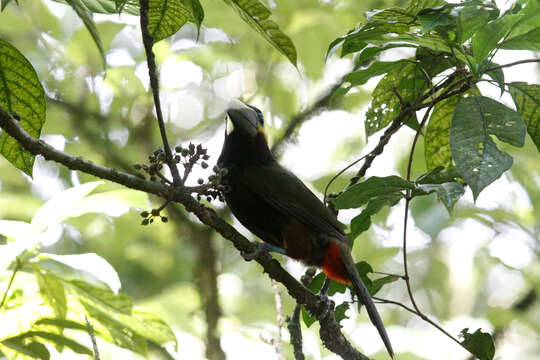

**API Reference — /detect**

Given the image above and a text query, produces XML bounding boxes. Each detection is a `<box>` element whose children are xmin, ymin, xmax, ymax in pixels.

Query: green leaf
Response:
<box><xmin>349</xmin><ymin>194</ymin><xmax>403</xmax><ymax>238</ymax></box>
<box><xmin>0</xmin><ymin>39</ymin><xmax>46</xmax><ymax>176</ymax></box>
<box><xmin>0</xmin><ymin>338</ymin><xmax>50</xmax><ymax>359</ymax></box>
<box><xmin>334</xmin><ymin>302</ymin><xmax>350</xmax><ymax>325</ymax></box>
<box><xmin>415</xmin><ymin>166</ymin><xmax>461</xmax><ymax>184</ymax></box>
<box><xmin>370</xmin><ymin>275</ymin><xmax>399</xmax><ymax>296</ymax></box>
<box><xmin>365</xmin><ymin>63</ymin><xmax>412</xmax><ymax>136</ymax></box>
<box><xmin>459</xmin><ymin>328</ymin><xmax>495</xmax><ymax>360</ymax></box>
<box><xmin>456</xmin><ymin>0</ymin><xmax>498</xmax><ymax>43</ymax></box>
<box><xmin>31</xmin><ymin>181</ymin><xmax>103</xmax><ymax>234</ymax></box>
<box><xmin>407</xmin><ymin>0</ymin><xmax>446</xmax><ymax>15</ymax></box>
<box><xmin>34</xmin><ymin>268</ymin><xmax>67</xmax><ymax>319</ymax></box>
<box><xmin>508</xmin><ymin>82</ymin><xmax>540</xmax><ymax>152</ymax></box>
<box><xmin>354</xmin><ymin>44</ymin><xmax>414</xmax><ymax>65</ymax></box>
<box><xmin>182</xmin><ymin>0</ymin><xmax>204</xmax><ymax>38</ymax></box>
<box><xmin>52</xmin><ymin>0</ymin><xmax>139</xmax><ymax>15</ymax></box>
<box><xmin>425</xmin><ymin>90</ymin><xmax>479</xmax><ymax>170</ymax></box>
<box><xmin>329</xmin><ymin>8</ymin><xmax>417</xmax><ymax>58</ymax></box>
<box><xmin>450</xmin><ymin>96</ymin><xmax>526</xmax><ymax>199</ymax></box>
<box><xmin>226</xmin><ymin>0</ymin><xmax>297</xmax><ymax>66</ymax></box>
<box><xmin>35</xmin><ymin>318</ymin><xmax>88</xmax><ymax>331</ymax></box>
<box><xmin>484</xmin><ymin>62</ymin><xmax>505</xmax><ymax>96</ymax></box>
<box><xmin>334</xmin><ymin>60</ymin><xmax>409</xmax><ymax>100</ymax></box>
<box><xmin>416</xmin><ymin>182</ymin><xmax>466</xmax><ymax>210</ymax></box>
<box><xmin>7</xmin><ymin>331</ymin><xmax>93</xmax><ymax>356</ymax></box>
<box><xmin>472</xmin><ymin>14</ymin><xmax>521</xmax><ymax>63</ymax></box>
<box><xmin>1</xmin><ymin>0</ymin><xmax>17</xmax><ymax>11</ymax></box>
<box><xmin>35</xmin><ymin>253</ymin><xmax>121</xmax><ymax>293</ymax></box>
<box><xmin>307</xmin><ymin>272</ymin><xmax>325</xmax><ymax>294</ymax></box>
<box><xmin>69</xmin><ymin>281</ymin><xmax>176</xmax><ymax>346</ymax></box>
<box><xmin>147</xmin><ymin>0</ymin><xmax>191</xmax><ymax>43</ymax></box>
<box><xmin>333</xmin><ymin>176</ymin><xmax>414</xmax><ymax>210</ymax></box>
<box><xmin>301</xmin><ymin>306</ymin><xmax>316</xmax><ymax>328</ymax></box>
<box><xmin>500</xmin><ymin>26</ymin><xmax>540</xmax><ymax>51</ymax></box>
<box><xmin>417</xmin><ymin>4</ymin><xmax>457</xmax><ymax>34</ymax></box>
<box><xmin>65</xmin><ymin>0</ymin><xmax>107</xmax><ymax>68</ymax></box>
<box><xmin>345</xmin><ymin>60</ymin><xmax>410</xmax><ymax>88</ymax></box>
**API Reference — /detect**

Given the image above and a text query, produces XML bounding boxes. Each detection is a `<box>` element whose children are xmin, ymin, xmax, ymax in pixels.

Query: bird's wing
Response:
<box><xmin>241</xmin><ymin>162</ymin><xmax>347</xmax><ymax>241</ymax></box>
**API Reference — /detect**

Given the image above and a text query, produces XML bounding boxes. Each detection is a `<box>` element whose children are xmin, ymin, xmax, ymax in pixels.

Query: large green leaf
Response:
<box><xmin>472</xmin><ymin>14</ymin><xmax>521</xmax><ymax>63</ymax></box>
<box><xmin>332</xmin><ymin>176</ymin><xmax>415</xmax><ymax>210</ymax></box>
<box><xmin>500</xmin><ymin>26</ymin><xmax>540</xmax><ymax>51</ymax></box>
<box><xmin>52</xmin><ymin>0</ymin><xmax>139</xmax><ymax>14</ymax></box>
<box><xmin>424</xmin><ymin>89</ymin><xmax>479</xmax><ymax>170</ymax></box>
<box><xmin>225</xmin><ymin>0</ymin><xmax>297</xmax><ymax>66</ymax></box>
<box><xmin>365</xmin><ymin>62</ymin><xmax>420</xmax><ymax>136</ymax></box>
<box><xmin>34</xmin><ymin>269</ymin><xmax>68</xmax><ymax>319</ymax></box>
<box><xmin>147</xmin><ymin>0</ymin><xmax>191</xmax><ymax>43</ymax></box>
<box><xmin>65</xmin><ymin>0</ymin><xmax>107</xmax><ymax>68</ymax></box>
<box><xmin>0</xmin><ymin>39</ymin><xmax>46</xmax><ymax>176</ymax></box>
<box><xmin>450</xmin><ymin>96</ymin><xmax>526</xmax><ymax>199</ymax></box>
<box><xmin>349</xmin><ymin>193</ymin><xmax>403</xmax><ymax>238</ymax></box>
<box><xmin>68</xmin><ymin>281</ymin><xmax>176</xmax><ymax>348</ymax></box>
<box><xmin>182</xmin><ymin>0</ymin><xmax>204</xmax><ymax>37</ymax></box>
<box><xmin>5</xmin><ymin>331</ymin><xmax>93</xmax><ymax>356</ymax></box>
<box><xmin>508</xmin><ymin>82</ymin><xmax>540</xmax><ymax>152</ymax></box>
<box><xmin>34</xmin><ymin>253</ymin><xmax>121</xmax><ymax>293</ymax></box>
<box><xmin>0</xmin><ymin>338</ymin><xmax>50</xmax><ymax>360</ymax></box>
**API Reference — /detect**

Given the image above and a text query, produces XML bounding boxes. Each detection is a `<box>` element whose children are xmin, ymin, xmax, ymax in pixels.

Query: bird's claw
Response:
<box><xmin>241</xmin><ymin>242</ymin><xmax>286</xmax><ymax>261</ymax></box>
<box><xmin>241</xmin><ymin>242</ymin><xmax>267</xmax><ymax>261</ymax></box>
<box><xmin>317</xmin><ymin>293</ymin><xmax>334</xmax><ymax>318</ymax></box>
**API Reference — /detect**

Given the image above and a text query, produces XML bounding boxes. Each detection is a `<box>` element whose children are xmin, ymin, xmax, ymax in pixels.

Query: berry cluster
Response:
<box><xmin>194</xmin><ymin>166</ymin><xmax>229</xmax><ymax>202</ymax></box>
<box><xmin>140</xmin><ymin>208</ymin><xmax>168</xmax><ymax>226</ymax></box>
<box><xmin>133</xmin><ymin>143</ymin><xmax>229</xmax><ymax>226</ymax></box>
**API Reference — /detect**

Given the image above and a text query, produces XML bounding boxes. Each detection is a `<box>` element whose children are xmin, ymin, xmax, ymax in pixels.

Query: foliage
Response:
<box><xmin>0</xmin><ymin>0</ymin><xmax>539</xmax><ymax>359</ymax></box>
<box><xmin>0</xmin><ymin>182</ymin><xmax>175</xmax><ymax>358</ymax></box>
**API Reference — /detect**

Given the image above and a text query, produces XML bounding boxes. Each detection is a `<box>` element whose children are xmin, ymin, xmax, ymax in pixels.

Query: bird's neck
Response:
<box><xmin>218</xmin><ymin>132</ymin><xmax>274</xmax><ymax>167</ymax></box>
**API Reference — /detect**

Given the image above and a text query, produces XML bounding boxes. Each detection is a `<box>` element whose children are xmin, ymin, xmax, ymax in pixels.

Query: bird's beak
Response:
<box><xmin>226</xmin><ymin>99</ymin><xmax>260</xmax><ymax>138</ymax></box>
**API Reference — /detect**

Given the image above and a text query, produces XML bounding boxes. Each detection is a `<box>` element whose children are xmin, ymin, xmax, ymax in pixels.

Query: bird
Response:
<box><xmin>217</xmin><ymin>99</ymin><xmax>394</xmax><ymax>359</ymax></box>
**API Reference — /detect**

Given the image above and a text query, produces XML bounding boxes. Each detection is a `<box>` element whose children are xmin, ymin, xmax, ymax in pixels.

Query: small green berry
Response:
<box><xmin>197</xmin><ymin>178</ymin><xmax>204</xmax><ymax>185</ymax></box>
<box><xmin>141</xmin><ymin>211</ymin><xmax>149</xmax><ymax>218</ymax></box>
<box><xmin>161</xmin><ymin>216</ymin><xmax>168</xmax><ymax>223</ymax></box>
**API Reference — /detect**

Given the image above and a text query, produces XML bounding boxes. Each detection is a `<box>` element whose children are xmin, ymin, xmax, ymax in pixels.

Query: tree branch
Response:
<box><xmin>0</xmin><ymin>106</ymin><xmax>370</xmax><ymax>360</ymax></box>
<box><xmin>139</xmin><ymin>0</ymin><xmax>182</xmax><ymax>185</ymax></box>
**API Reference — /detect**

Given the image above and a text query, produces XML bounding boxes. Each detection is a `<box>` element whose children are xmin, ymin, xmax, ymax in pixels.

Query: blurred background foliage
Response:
<box><xmin>0</xmin><ymin>0</ymin><xmax>539</xmax><ymax>359</ymax></box>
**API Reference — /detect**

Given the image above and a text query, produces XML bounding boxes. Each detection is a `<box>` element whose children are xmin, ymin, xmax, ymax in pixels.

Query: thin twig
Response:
<box><xmin>373</xmin><ymin>296</ymin><xmax>463</xmax><ymax>347</ymax></box>
<box><xmin>139</xmin><ymin>0</ymin><xmax>182</xmax><ymax>185</ymax></box>
<box><xmin>287</xmin><ymin>305</ymin><xmax>305</xmax><ymax>360</ymax></box>
<box><xmin>85</xmin><ymin>316</ymin><xmax>100</xmax><ymax>360</ymax></box>
<box><xmin>271</xmin><ymin>279</ymin><xmax>285</xmax><ymax>360</ymax></box>
<box><xmin>400</xmin><ymin>103</ymin><xmax>464</xmax><ymax>349</ymax></box>
<box><xmin>484</xmin><ymin>58</ymin><xmax>540</xmax><ymax>73</ymax></box>
<box><xmin>402</xmin><ymin>105</ymin><xmax>433</xmax><ymax>313</ymax></box>
<box><xmin>0</xmin><ymin>259</ymin><xmax>21</xmax><ymax>309</ymax></box>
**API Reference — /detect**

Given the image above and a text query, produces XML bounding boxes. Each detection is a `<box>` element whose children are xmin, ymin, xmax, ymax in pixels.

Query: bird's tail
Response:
<box><xmin>337</xmin><ymin>241</ymin><xmax>395</xmax><ymax>359</ymax></box>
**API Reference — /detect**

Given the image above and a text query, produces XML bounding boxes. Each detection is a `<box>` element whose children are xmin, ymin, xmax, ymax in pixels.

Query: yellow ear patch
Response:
<box><xmin>226</xmin><ymin>117</ymin><xmax>234</xmax><ymax>135</ymax></box>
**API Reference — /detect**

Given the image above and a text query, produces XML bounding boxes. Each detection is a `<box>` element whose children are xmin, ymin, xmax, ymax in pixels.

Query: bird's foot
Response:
<box><xmin>241</xmin><ymin>242</ymin><xmax>286</xmax><ymax>261</ymax></box>
<box><xmin>317</xmin><ymin>293</ymin><xmax>334</xmax><ymax>318</ymax></box>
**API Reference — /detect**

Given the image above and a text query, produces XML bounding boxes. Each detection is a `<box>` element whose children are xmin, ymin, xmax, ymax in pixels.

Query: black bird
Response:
<box><xmin>218</xmin><ymin>99</ymin><xmax>394</xmax><ymax>358</ymax></box>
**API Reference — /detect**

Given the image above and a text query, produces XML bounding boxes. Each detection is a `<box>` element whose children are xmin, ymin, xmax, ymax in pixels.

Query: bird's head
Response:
<box><xmin>225</xmin><ymin>99</ymin><xmax>265</xmax><ymax>138</ymax></box>
<box><xmin>219</xmin><ymin>99</ymin><xmax>274</xmax><ymax>166</ymax></box>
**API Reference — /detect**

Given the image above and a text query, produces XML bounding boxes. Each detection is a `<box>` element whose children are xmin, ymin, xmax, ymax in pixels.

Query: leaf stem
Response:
<box><xmin>1</xmin><ymin>258</ymin><xmax>21</xmax><ymax>309</ymax></box>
